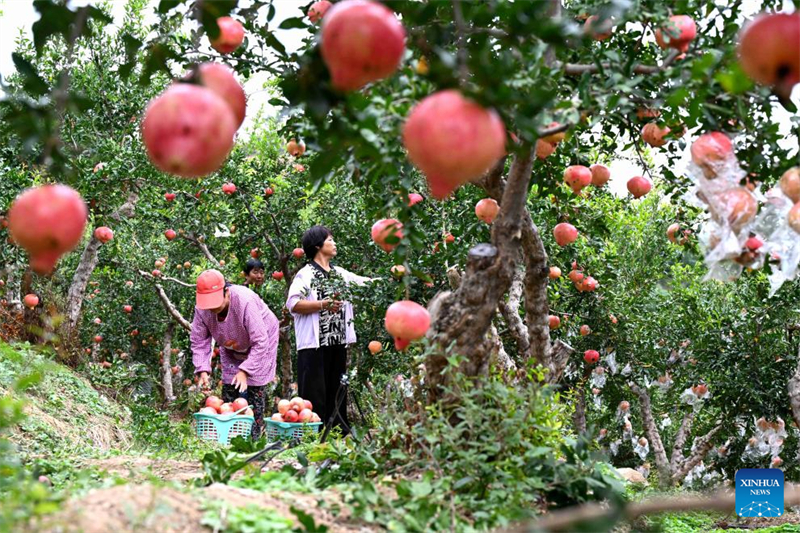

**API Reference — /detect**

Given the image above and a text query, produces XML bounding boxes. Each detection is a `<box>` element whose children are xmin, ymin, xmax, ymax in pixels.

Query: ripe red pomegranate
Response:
<box><xmin>655</xmin><ymin>15</ymin><xmax>697</xmax><ymax>52</ymax></box>
<box><xmin>745</xmin><ymin>236</ymin><xmax>763</xmax><ymax>251</ymax></box>
<box><xmin>94</xmin><ymin>226</ymin><xmax>114</xmax><ymax>243</ymax></box>
<box><xmin>779</xmin><ymin>167</ymin><xmax>800</xmax><ymax>203</ymax></box>
<box><xmin>548</xmin><ymin>266</ymin><xmax>561</xmax><ymax>279</ymax></box>
<box><xmin>475</xmin><ymin>198</ymin><xmax>500</xmax><ymax>224</ymax></box>
<box><xmin>691</xmin><ymin>132</ymin><xmax>734</xmax><ymax>179</ymax></box>
<box><xmin>408</xmin><ymin>193</ymin><xmax>424</xmax><ymax>206</ymax></box>
<box><xmin>627</xmin><ymin>176</ymin><xmax>652</xmax><ymax>198</ymax></box>
<box><xmin>286</xmin><ymin>139</ymin><xmax>306</xmax><ymax>157</ymax></box>
<box><xmin>264</xmin><ymin>187</ymin><xmax>274</xmax><ymax>196</ymax></box>
<box><xmin>548</xmin><ymin>315</ymin><xmax>561</xmax><ymax>329</ymax></box>
<box><xmin>638</xmin><ymin>437</ymin><xmax>648</xmax><ymax>447</ymax></box>
<box><xmin>564</xmin><ymin>165</ymin><xmax>592</xmax><ymax>193</ymax></box>
<box><xmin>209</xmin><ymin>17</ymin><xmax>245</xmax><ymax>54</ymax></box>
<box><xmin>165</xmin><ymin>193</ymin><xmax>176</xmax><ymax>202</ymax></box>
<box><xmin>666</xmin><ymin>223</ymin><xmax>681</xmax><ymax>243</ymax></box>
<box><xmin>553</xmin><ymin>223</ymin><xmax>578</xmax><ymax>246</ymax></box>
<box><xmin>584</xmin><ymin>15</ymin><xmax>613</xmax><ymax>41</ymax></box>
<box><xmin>738</xmin><ymin>13</ymin><xmax>800</xmax><ymax>100</ymax></box>
<box><xmin>788</xmin><ymin>202</ymin><xmax>800</xmax><ymax>234</ymax></box>
<box><xmin>390</xmin><ymin>265</ymin><xmax>406</xmax><ymax>277</ymax></box>
<box><xmin>94</xmin><ymin>335</ymin><xmax>103</xmax><ymax>343</ymax></box>
<box><xmin>283</xmin><ymin>409</ymin><xmax>299</xmax><ymax>423</ymax></box>
<box><xmin>320</xmin><ymin>0</ymin><xmax>406</xmax><ymax>91</ymax></box>
<box><xmin>219</xmin><ymin>403</ymin><xmax>234</xmax><ymax>414</ymax></box>
<box><xmin>368</xmin><ymin>340</ymin><xmax>382</xmax><ymax>354</ymax></box>
<box><xmin>142</xmin><ymin>84</ymin><xmax>236</xmax><ymax>178</ymax></box>
<box><xmin>23</xmin><ymin>294</ymin><xmax>39</xmax><ymax>309</ymax></box>
<box><xmin>197</xmin><ymin>63</ymin><xmax>246</xmax><ymax>128</ymax></box>
<box><xmin>641</xmin><ymin>123</ymin><xmax>670</xmax><ymax>147</ymax></box>
<box><xmin>713</xmin><ymin>187</ymin><xmax>757</xmax><ymax>231</ymax></box>
<box><xmin>590</xmin><ymin>164</ymin><xmax>611</xmax><ymax>187</ymax></box>
<box><xmin>580</xmin><ymin>325</ymin><xmax>591</xmax><ymax>336</ymax></box>
<box><xmin>403</xmin><ymin>90</ymin><xmax>506</xmax><ymax>199</ymax></box>
<box><xmin>583</xmin><ymin>349</ymin><xmax>600</xmax><ymax>364</ymax></box>
<box><xmin>292</xmin><ymin>247</ymin><xmax>304</xmax><ymax>258</ymax></box>
<box><xmin>385</xmin><ymin>300</ymin><xmax>430</xmax><ymax>351</ymax></box>
<box><xmin>152</xmin><ymin>269</ymin><xmax>162</xmax><ymax>277</ymax></box>
<box><xmin>535</xmin><ymin>139</ymin><xmax>557</xmax><ymax>160</ymax></box>
<box><xmin>222</xmin><ymin>183</ymin><xmax>237</xmax><ymax>194</ymax></box>
<box><xmin>308</xmin><ymin>0</ymin><xmax>332</xmax><ymax>23</ymax></box>
<box><xmin>8</xmin><ymin>184</ymin><xmax>88</xmax><ymax>275</ymax></box>
<box><xmin>164</xmin><ymin>229</ymin><xmax>177</xmax><ymax>241</ymax></box>
<box><xmin>123</xmin><ymin>305</ymin><xmax>133</xmax><ymax>313</ymax></box>
<box><xmin>444</xmin><ymin>232</ymin><xmax>455</xmax><ymax>244</ymax></box>
<box><xmin>272</xmin><ymin>271</ymin><xmax>284</xmax><ymax>281</ymax></box>
<box><xmin>371</xmin><ymin>219</ymin><xmax>403</xmax><ymax>252</ymax></box>
<box><xmin>568</xmin><ymin>269</ymin><xmax>584</xmax><ymax>284</ymax></box>
<box><xmin>619</xmin><ymin>400</ymin><xmax>630</xmax><ymax>411</ymax></box>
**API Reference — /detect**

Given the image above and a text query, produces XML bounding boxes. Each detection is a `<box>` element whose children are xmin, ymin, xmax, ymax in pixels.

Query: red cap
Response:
<box><xmin>196</xmin><ymin>269</ymin><xmax>225</xmax><ymax>309</ymax></box>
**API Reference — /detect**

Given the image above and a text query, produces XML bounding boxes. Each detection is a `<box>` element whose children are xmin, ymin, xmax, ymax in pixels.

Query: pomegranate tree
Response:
<box><xmin>403</xmin><ymin>90</ymin><xmax>506</xmax><ymax>199</ymax></box>
<box><xmin>320</xmin><ymin>0</ymin><xmax>406</xmax><ymax>91</ymax></box>
<box><xmin>8</xmin><ymin>184</ymin><xmax>88</xmax><ymax>275</ymax></box>
<box><xmin>384</xmin><ymin>300</ymin><xmax>431</xmax><ymax>351</ymax></box>
<box><xmin>142</xmin><ymin>84</ymin><xmax>236</xmax><ymax>178</ymax></box>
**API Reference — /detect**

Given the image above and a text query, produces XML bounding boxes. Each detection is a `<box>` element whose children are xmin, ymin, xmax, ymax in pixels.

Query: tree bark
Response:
<box><xmin>520</xmin><ymin>211</ymin><xmax>552</xmax><ymax>374</ymax></box>
<box><xmin>426</xmin><ymin>151</ymin><xmax>534</xmax><ymax>402</ymax></box>
<box><xmin>670</xmin><ymin>411</ymin><xmax>695</xmax><ymax>471</ymax></box>
<box><xmin>498</xmin><ymin>267</ymin><xmax>530</xmax><ymax>360</ymax></box>
<box><xmin>671</xmin><ymin>424</ymin><xmax>723</xmax><ymax>484</ymax></box>
<box><xmin>64</xmin><ymin>187</ymin><xmax>140</xmax><ymax>335</ymax></box>
<box><xmin>629</xmin><ymin>382</ymin><xmax>672</xmax><ymax>487</ymax></box>
<box><xmin>161</xmin><ymin>322</ymin><xmax>175</xmax><ymax>403</ymax></box>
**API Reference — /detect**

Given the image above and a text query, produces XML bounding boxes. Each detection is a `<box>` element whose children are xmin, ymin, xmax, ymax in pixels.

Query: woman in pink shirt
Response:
<box><xmin>191</xmin><ymin>269</ymin><xmax>280</xmax><ymax>439</ymax></box>
<box><xmin>286</xmin><ymin>226</ymin><xmax>376</xmax><ymax>436</ymax></box>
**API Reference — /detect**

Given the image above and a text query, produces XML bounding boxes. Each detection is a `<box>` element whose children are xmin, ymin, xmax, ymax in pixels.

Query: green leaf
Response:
<box><xmin>715</xmin><ymin>63</ymin><xmax>753</xmax><ymax>95</ymax></box>
<box><xmin>264</xmin><ymin>31</ymin><xmax>286</xmax><ymax>57</ymax></box>
<box><xmin>279</xmin><ymin>17</ymin><xmax>307</xmax><ymax>30</ymax></box>
<box><xmin>157</xmin><ymin>0</ymin><xmax>186</xmax><ymax>14</ymax></box>
<box><xmin>11</xmin><ymin>53</ymin><xmax>49</xmax><ymax>96</ymax></box>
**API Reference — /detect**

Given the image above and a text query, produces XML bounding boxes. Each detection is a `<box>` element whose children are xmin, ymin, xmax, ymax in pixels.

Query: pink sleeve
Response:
<box><xmin>237</xmin><ymin>303</ymin><xmax>278</xmax><ymax>378</ymax></box>
<box><xmin>190</xmin><ymin>310</ymin><xmax>212</xmax><ymax>374</ymax></box>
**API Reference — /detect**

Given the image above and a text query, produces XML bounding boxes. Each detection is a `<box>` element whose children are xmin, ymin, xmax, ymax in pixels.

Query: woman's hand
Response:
<box><xmin>197</xmin><ymin>372</ymin><xmax>210</xmax><ymax>389</ymax></box>
<box><xmin>231</xmin><ymin>370</ymin><xmax>248</xmax><ymax>393</ymax></box>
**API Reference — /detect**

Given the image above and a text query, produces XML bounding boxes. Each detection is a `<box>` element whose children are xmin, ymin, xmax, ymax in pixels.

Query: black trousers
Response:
<box><xmin>297</xmin><ymin>344</ymin><xmax>349</xmax><ymax>434</ymax></box>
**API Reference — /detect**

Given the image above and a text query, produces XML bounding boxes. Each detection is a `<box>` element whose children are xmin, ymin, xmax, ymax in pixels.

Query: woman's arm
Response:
<box><xmin>292</xmin><ymin>298</ymin><xmax>339</xmax><ymax>315</ymax></box>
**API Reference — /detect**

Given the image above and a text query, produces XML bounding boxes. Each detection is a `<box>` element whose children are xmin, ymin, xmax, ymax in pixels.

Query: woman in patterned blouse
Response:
<box><xmin>286</xmin><ymin>225</ymin><xmax>377</xmax><ymax>436</ymax></box>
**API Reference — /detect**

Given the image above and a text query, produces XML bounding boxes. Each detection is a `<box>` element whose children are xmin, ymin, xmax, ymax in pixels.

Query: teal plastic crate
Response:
<box><xmin>193</xmin><ymin>412</ymin><xmax>254</xmax><ymax>445</ymax></box>
<box><xmin>265</xmin><ymin>419</ymin><xmax>323</xmax><ymax>441</ymax></box>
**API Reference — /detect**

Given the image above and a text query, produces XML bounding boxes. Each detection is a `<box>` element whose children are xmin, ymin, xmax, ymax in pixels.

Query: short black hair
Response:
<box><xmin>301</xmin><ymin>225</ymin><xmax>332</xmax><ymax>261</ymax></box>
<box><xmin>244</xmin><ymin>258</ymin><xmax>265</xmax><ymax>275</ymax></box>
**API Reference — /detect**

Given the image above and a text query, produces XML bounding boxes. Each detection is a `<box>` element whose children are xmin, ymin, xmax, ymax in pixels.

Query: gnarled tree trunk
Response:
<box><xmin>161</xmin><ymin>322</ymin><xmax>175</xmax><ymax>403</ymax></box>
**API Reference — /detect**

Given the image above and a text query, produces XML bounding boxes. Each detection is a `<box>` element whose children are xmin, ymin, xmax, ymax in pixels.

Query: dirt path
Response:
<box><xmin>81</xmin><ymin>455</ymin><xmax>203</xmax><ymax>483</ymax></box>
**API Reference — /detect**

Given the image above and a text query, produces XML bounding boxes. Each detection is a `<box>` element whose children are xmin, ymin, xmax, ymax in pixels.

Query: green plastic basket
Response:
<box><xmin>193</xmin><ymin>412</ymin><xmax>254</xmax><ymax>445</ymax></box>
<box><xmin>265</xmin><ymin>419</ymin><xmax>323</xmax><ymax>441</ymax></box>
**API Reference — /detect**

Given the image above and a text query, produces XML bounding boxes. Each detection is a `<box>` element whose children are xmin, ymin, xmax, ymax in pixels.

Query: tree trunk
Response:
<box><xmin>630</xmin><ymin>382</ymin><xmax>672</xmax><ymax>487</ymax></box>
<box><xmin>279</xmin><ymin>314</ymin><xmax>294</xmax><ymax>399</ymax></box>
<box><xmin>788</xmin><ymin>343</ymin><xmax>800</xmax><ymax>433</ymax></box>
<box><xmin>161</xmin><ymin>322</ymin><xmax>175</xmax><ymax>403</ymax></box>
<box><xmin>520</xmin><ymin>212</ymin><xmax>552</xmax><ymax>374</ymax></box>
<box><xmin>64</xmin><ymin>187</ymin><xmax>140</xmax><ymax>338</ymax></box>
<box><xmin>426</xmin><ymin>151</ymin><xmax>534</xmax><ymax>402</ymax></box>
